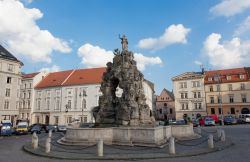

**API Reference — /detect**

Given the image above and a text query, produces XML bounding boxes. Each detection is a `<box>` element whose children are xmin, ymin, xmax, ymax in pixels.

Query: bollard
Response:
<box><xmin>48</xmin><ymin>130</ymin><xmax>52</xmax><ymax>138</ymax></box>
<box><xmin>197</xmin><ymin>125</ymin><xmax>201</xmax><ymax>134</ymax></box>
<box><xmin>208</xmin><ymin>134</ymin><xmax>214</xmax><ymax>149</ymax></box>
<box><xmin>32</xmin><ymin>132</ymin><xmax>38</xmax><ymax>149</ymax></box>
<box><xmin>169</xmin><ymin>137</ymin><xmax>175</xmax><ymax>155</ymax></box>
<box><xmin>97</xmin><ymin>139</ymin><xmax>103</xmax><ymax>157</ymax></box>
<box><xmin>221</xmin><ymin>130</ymin><xmax>226</xmax><ymax>142</ymax></box>
<box><xmin>45</xmin><ymin>137</ymin><xmax>51</xmax><ymax>153</ymax></box>
<box><xmin>217</xmin><ymin>129</ymin><xmax>222</xmax><ymax>139</ymax></box>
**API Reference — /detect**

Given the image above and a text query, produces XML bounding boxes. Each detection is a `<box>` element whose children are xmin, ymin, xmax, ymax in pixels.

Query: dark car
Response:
<box><xmin>30</xmin><ymin>125</ymin><xmax>43</xmax><ymax>134</ymax></box>
<box><xmin>28</xmin><ymin>123</ymin><xmax>45</xmax><ymax>133</ymax></box>
<box><xmin>0</xmin><ymin>123</ymin><xmax>13</xmax><ymax>136</ymax></box>
<box><xmin>45</xmin><ymin>125</ymin><xmax>57</xmax><ymax>133</ymax></box>
<box><xmin>224</xmin><ymin>116</ymin><xmax>237</xmax><ymax>125</ymax></box>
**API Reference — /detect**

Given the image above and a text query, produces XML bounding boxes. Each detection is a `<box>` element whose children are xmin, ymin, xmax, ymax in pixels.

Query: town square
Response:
<box><xmin>1</xmin><ymin>0</ymin><xmax>250</xmax><ymax>162</ymax></box>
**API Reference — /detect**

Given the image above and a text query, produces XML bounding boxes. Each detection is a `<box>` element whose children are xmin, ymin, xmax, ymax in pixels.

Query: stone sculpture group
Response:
<box><xmin>93</xmin><ymin>35</ymin><xmax>155</xmax><ymax>127</ymax></box>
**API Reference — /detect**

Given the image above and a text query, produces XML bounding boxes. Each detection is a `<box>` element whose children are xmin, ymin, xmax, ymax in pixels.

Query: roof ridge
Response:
<box><xmin>61</xmin><ymin>69</ymin><xmax>75</xmax><ymax>86</ymax></box>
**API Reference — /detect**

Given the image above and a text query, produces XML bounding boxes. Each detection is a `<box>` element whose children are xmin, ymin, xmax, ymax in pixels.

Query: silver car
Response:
<box><xmin>205</xmin><ymin>118</ymin><xmax>215</xmax><ymax>126</ymax></box>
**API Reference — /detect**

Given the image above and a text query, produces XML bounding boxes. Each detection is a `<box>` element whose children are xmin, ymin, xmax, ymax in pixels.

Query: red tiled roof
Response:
<box><xmin>204</xmin><ymin>67</ymin><xmax>249</xmax><ymax>84</ymax></box>
<box><xmin>63</xmin><ymin>67</ymin><xmax>106</xmax><ymax>86</ymax></box>
<box><xmin>35</xmin><ymin>67</ymin><xmax>106</xmax><ymax>89</ymax></box>
<box><xmin>22</xmin><ymin>72</ymin><xmax>39</xmax><ymax>79</ymax></box>
<box><xmin>35</xmin><ymin>70</ymin><xmax>74</xmax><ymax>89</ymax></box>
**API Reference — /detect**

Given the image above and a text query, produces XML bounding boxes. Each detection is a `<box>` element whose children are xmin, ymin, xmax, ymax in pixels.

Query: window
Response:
<box><xmin>210</xmin><ymin>97</ymin><xmax>214</xmax><ymax>103</ymax></box>
<box><xmin>181</xmin><ymin>93</ymin><xmax>184</xmax><ymax>99</ymax></box>
<box><xmin>192</xmin><ymin>81</ymin><xmax>200</xmax><ymax>87</ymax></box>
<box><xmin>7</xmin><ymin>77</ymin><xmax>11</xmax><ymax>84</ymax></box>
<box><xmin>218</xmin><ymin>108</ymin><xmax>222</xmax><ymax>114</ymax></box>
<box><xmin>193</xmin><ymin>92</ymin><xmax>197</xmax><ymax>98</ymax></box>
<box><xmin>67</xmin><ymin>116</ymin><xmax>72</xmax><ymax>123</ymax></box>
<box><xmin>37</xmin><ymin>100</ymin><xmax>41</xmax><ymax>110</ymax></box>
<box><xmin>194</xmin><ymin>103</ymin><xmax>198</xmax><ymax>109</ymax></box>
<box><xmin>84</xmin><ymin>116</ymin><xmax>87</xmax><ymax>123</ymax></box>
<box><xmin>164</xmin><ymin>103</ymin><xmax>167</xmax><ymax>107</ymax></box>
<box><xmin>185</xmin><ymin>103</ymin><xmax>189</xmax><ymax>110</ymax></box>
<box><xmin>27</xmin><ymin>113</ymin><xmax>29</xmax><ymax>119</ymax></box>
<box><xmin>214</xmin><ymin>76</ymin><xmax>219</xmax><ymax>82</ymax></box>
<box><xmin>36</xmin><ymin>116</ymin><xmax>40</xmax><ymax>123</ymax></box>
<box><xmin>4</xmin><ymin>100</ymin><xmax>9</xmax><ymax>109</ymax></box>
<box><xmin>208</xmin><ymin>77</ymin><xmax>213</xmax><ymax>81</ymax></box>
<box><xmin>198</xmin><ymin>92</ymin><xmax>201</xmax><ymax>98</ymax></box>
<box><xmin>231</xmin><ymin>108</ymin><xmax>235</xmax><ymax>114</ymax></box>
<box><xmin>242</xmin><ymin>94</ymin><xmax>247</xmax><ymax>103</ymax></box>
<box><xmin>24</xmin><ymin>84</ymin><xmax>26</xmax><ymax>89</ymax></box>
<box><xmin>68</xmin><ymin>100</ymin><xmax>72</xmax><ymax>109</ymax></box>
<box><xmin>56</xmin><ymin>100</ymin><xmax>60</xmax><ymax>110</ymax></box>
<box><xmin>228</xmin><ymin>84</ymin><xmax>232</xmax><ymax>91</ymax></box>
<box><xmin>5</xmin><ymin>88</ymin><xmax>10</xmax><ymax>97</ymax></box>
<box><xmin>216</xmin><ymin>85</ymin><xmax>220</xmax><ymax>91</ymax></box>
<box><xmin>240</xmin><ymin>83</ymin><xmax>245</xmax><ymax>90</ymax></box>
<box><xmin>82</xmin><ymin>99</ymin><xmax>86</xmax><ymax>109</ymax></box>
<box><xmin>23</xmin><ymin>92</ymin><xmax>26</xmax><ymax>99</ymax></box>
<box><xmin>8</xmin><ymin>64</ymin><xmax>13</xmax><ymax>71</ymax></box>
<box><xmin>185</xmin><ymin>93</ymin><xmax>188</xmax><ymax>99</ymax></box>
<box><xmin>198</xmin><ymin>103</ymin><xmax>202</xmax><ymax>109</ymax></box>
<box><xmin>29</xmin><ymin>83</ymin><xmax>32</xmax><ymax>88</ymax></box>
<box><xmin>21</xmin><ymin>113</ymin><xmax>24</xmax><ymax>119</ymax></box>
<box><xmin>211</xmin><ymin>108</ymin><xmax>215</xmax><ymax>114</ymax></box>
<box><xmin>209</xmin><ymin>86</ymin><xmax>213</xmax><ymax>92</ymax></box>
<box><xmin>159</xmin><ymin>109</ymin><xmax>162</xmax><ymax>114</ymax></box>
<box><xmin>218</xmin><ymin>96</ymin><xmax>222</xmax><ymax>103</ymax></box>
<box><xmin>46</xmin><ymin>91</ymin><xmax>50</xmax><ymax>97</ymax></box>
<box><xmin>229</xmin><ymin>95</ymin><xmax>234</xmax><ymax>103</ymax></box>
<box><xmin>47</xmin><ymin>100</ymin><xmax>50</xmax><ymax>109</ymax></box>
<box><xmin>28</xmin><ymin>91</ymin><xmax>31</xmax><ymax>99</ymax></box>
<box><xmin>226</xmin><ymin>76</ymin><xmax>231</xmax><ymax>80</ymax></box>
<box><xmin>28</xmin><ymin>100</ymin><xmax>30</xmax><ymax>108</ymax></box>
<box><xmin>240</xmin><ymin>75</ymin><xmax>245</xmax><ymax>80</ymax></box>
<box><xmin>170</xmin><ymin>108</ymin><xmax>173</xmax><ymax>114</ymax></box>
<box><xmin>54</xmin><ymin>116</ymin><xmax>59</xmax><ymax>125</ymax></box>
<box><xmin>180</xmin><ymin>82</ymin><xmax>187</xmax><ymax>88</ymax></box>
<box><xmin>181</xmin><ymin>103</ymin><xmax>185</xmax><ymax>110</ymax></box>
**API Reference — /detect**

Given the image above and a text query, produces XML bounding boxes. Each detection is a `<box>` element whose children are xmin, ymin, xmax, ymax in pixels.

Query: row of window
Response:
<box><xmin>210</xmin><ymin>107</ymin><xmax>235</xmax><ymax>115</ymax></box>
<box><xmin>208</xmin><ymin>74</ymin><xmax>245</xmax><ymax>82</ymax></box>
<box><xmin>209</xmin><ymin>83</ymin><xmax>246</xmax><ymax>92</ymax></box>
<box><xmin>210</xmin><ymin>94</ymin><xmax>247</xmax><ymax>103</ymax></box>
<box><xmin>180</xmin><ymin>91</ymin><xmax>201</xmax><ymax>99</ymax></box>
<box><xmin>181</xmin><ymin>103</ymin><xmax>202</xmax><ymax>110</ymax></box>
<box><xmin>35</xmin><ymin>116</ymin><xmax>88</xmax><ymax>124</ymax></box>
<box><xmin>179</xmin><ymin>81</ymin><xmax>201</xmax><ymax>89</ymax></box>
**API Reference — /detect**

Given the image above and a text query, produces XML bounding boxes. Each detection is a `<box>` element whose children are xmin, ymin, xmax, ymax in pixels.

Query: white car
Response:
<box><xmin>204</xmin><ymin>118</ymin><xmax>215</xmax><ymax>126</ymax></box>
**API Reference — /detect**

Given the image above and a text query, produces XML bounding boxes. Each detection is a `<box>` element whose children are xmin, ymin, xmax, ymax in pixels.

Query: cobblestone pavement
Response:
<box><xmin>0</xmin><ymin>125</ymin><xmax>249</xmax><ymax>162</ymax></box>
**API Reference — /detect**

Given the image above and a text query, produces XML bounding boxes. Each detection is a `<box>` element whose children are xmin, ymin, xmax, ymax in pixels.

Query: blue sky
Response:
<box><xmin>1</xmin><ymin>0</ymin><xmax>250</xmax><ymax>94</ymax></box>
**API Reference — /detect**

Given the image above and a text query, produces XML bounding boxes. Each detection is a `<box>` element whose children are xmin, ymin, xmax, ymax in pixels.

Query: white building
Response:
<box><xmin>33</xmin><ymin>67</ymin><xmax>155</xmax><ymax>125</ymax></box>
<box><xmin>19</xmin><ymin>72</ymin><xmax>48</xmax><ymax>124</ymax></box>
<box><xmin>172</xmin><ymin>72</ymin><xmax>207</xmax><ymax>120</ymax></box>
<box><xmin>0</xmin><ymin>45</ymin><xmax>23</xmax><ymax>125</ymax></box>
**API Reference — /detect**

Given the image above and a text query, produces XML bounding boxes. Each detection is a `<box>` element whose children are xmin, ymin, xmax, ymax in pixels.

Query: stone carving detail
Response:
<box><xmin>93</xmin><ymin>35</ymin><xmax>155</xmax><ymax>127</ymax></box>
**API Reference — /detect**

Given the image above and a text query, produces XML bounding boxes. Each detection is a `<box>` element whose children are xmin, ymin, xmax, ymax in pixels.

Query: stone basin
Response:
<box><xmin>58</xmin><ymin>125</ymin><xmax>196</xmax><ymax>147</ymax></box>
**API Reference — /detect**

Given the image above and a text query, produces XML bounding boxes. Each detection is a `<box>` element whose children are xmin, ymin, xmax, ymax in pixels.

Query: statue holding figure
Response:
<box><xmin>119</xmin><ymin>34</ymin><xmax>128</xmax><ymax>51</ymax></box>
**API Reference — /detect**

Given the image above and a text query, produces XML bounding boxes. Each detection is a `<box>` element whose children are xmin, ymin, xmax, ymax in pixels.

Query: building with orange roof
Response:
<box><xmin>204</xmin><ymin>67</ymin><xmax>250</xmax><ymax>117</ymax></box>
<box><xmin>0</xmin><ymin>44</ymin><xmax>23</xmax><ymax>125</ymax></box>
<box><xmin>18</xmin><ymin>71</ymin><xmax>48</xmax><ymax>124</ymax></box>
<box><xmin>32</xmin><ymin>67</ymin><xmax>154</xmax><ymax>125</ymax></box>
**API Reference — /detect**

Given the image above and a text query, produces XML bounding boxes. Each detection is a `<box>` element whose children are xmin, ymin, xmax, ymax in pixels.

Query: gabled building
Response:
<box><xmin>0</xmin><ymin>44</ymin><xmax>23</xmax><ymax>125</ymax></box>
<box><xmin>33</xmin><ymin>67</ymin><xmax>155</xmax><ymax>125</ymax></box>
<box><xmin>204</xmin><ymin>67</ymin><xmax>250</xmax><ymax>116</ymax></box>
<box><xmin>172</xmin><ymin>71</ymin><xmax>207</xmax><ymax>120</ymax></box>
<box><xmin>155</xmin><ymin>88</ymin><xmax>175</xmax><ymax>120</ymax></box>
<box><xmin>19</xmin><ymin>71</ymin><xmax>48</xmax><ymax>124</ymax></box>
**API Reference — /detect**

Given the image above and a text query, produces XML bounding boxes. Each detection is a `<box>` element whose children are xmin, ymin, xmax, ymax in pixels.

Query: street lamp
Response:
<box><xmin>79</xmin><ymin>90</ymin><xmax>87</xmax><ymax>123</ymax></box>
<box><xmin>215</xmin><ymin>74</ymin><xmax>224</xmax><ymax>125</ymax></box>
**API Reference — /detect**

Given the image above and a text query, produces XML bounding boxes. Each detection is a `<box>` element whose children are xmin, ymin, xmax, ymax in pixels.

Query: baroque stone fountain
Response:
<box><xmin>59</xmin><ymin>36</ymin><xmax>195</xmax><ymax>147</ymax></box>
<box><xmin>93</xmin><ymin>35</ymin><xmax>155</xmax><ymax>127</ymax></box>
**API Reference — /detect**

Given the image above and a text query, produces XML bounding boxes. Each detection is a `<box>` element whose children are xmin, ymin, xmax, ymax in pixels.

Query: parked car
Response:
<box><xmin>169</xmin><ymin>119</ymin><xmax>186</xmax><ymax>125</ymax></box>
<box><xmin>204</xmin><ymin>118</ymin><xmax>215</xmax><ymax>126</ymax></box>
<box><xmin>238</xmin><ymin>114</ymin><xmax>250</xmax><ymax>123</ymax></box>
<box><xmin>223</xmin><ymin>116</ymin><xmax>237</xmax><ymax>125</ymax></box>
<box><xmin>45</xmin><ymin>125</ymin><xmax>57</xmax><ymax>133</ymax></box>
<box><xmin>207</xmin><ymin>115</ymin><xmax>219</xmax><ymax>123</ymax></box>
<box><xmin>30</xmin><ymin>125</ymin><xmax>43</xmax><ymax>134</ymax></box>
<box><xmin>57</xmin><ymin>125</ymin><xmax>67</xmax><ymax>132</ymax></box>
<box><xmin>15</xmin><ymin>124</ymin><xmax>28</xmax><ymax>135</ymax></box>
<box><xmin>0</xmin><ymin>123</ymin><xmax>13</xmax><ymax>136</ymax></box>
<box><xmin>28</xmin><ymin>123</ymin><xmax>45</xmax><ymax>133</ymax></box>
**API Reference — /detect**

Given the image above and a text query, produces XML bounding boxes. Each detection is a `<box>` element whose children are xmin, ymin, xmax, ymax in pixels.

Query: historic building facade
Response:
<box><xmin>205</xmin><ymin>68</ymin><xmax>250</xmax><ymax>116</ymax></box>
<box><xmin>19</xmin><ymin>72</ymin><xmax>48</xmax><ymax>124</ymax></box>
<box><xmin>32</xmin><ymin>67</ymin><xmax>155</xmax><ymax>125</ymax></box>
<box><xmin>172</xmin><ymin>72</ymin><xmax>207</xmax><ymax>120</ymax></box>
<box><xmin>0</xmin><ymin>45</ymin><xmax>23</xmax><ymax>125</ymax></box>
<box><xmin>155</xmin><ymin>88</ymin><xmax>175</xmax><ymax>120</ymax></box>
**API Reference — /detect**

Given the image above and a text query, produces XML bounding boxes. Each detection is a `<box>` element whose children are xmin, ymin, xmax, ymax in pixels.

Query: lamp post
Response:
<box><xmin>79</xmin><ymin>90</ymin><xmax>87</xmax><ymax>123</ymax></box>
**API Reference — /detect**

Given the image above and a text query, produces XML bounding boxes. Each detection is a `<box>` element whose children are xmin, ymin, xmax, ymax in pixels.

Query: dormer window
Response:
<box><xmin>208</xmin><ymin>77</ymin><xmax>213</xmax><ymax>81</ymax></box>
<box><xmin>240</xmin><ymin>75</ymin><xmax>245</xmax><ymax>80</ymax></box>
<box><xmin>226</xmin><ymin>76</ymin><xmax>231</xmax><ymax>80</ymax></box>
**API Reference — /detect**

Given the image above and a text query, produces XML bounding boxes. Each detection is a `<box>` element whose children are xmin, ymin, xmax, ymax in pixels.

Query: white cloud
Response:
<box><xmin>0</xmin><ymin>0</ymin><xmax>71</xmax><ymax>63</ymax></box>
<box><xmin>234</xmin><ymin>16</ymin><xmax>250</xmax><ymax>36</ymax></box>
<box><xmin>77</xmin><ymin>43</ymin><xmax>163</xmax><ymax>71</ymax></box>
<box><xmin>194</xmin><ymin>60</ymin><xmax>202</xmax><ymax>66</ymax></box>
<box><xmin>137</xmin><ymin>24</ymin><xmax>191</xmax><ymax>50</ymax></box>
<box><xmin>210</xmin><ymin>0</ymin><xmax>250</xmax><ymax>17</ymax></box>
<box><xmin>39</xmin><ymin>65</ymin><xmax>61</xmax><ymax>73</ymax></box>
<box><xmin>203</xmin><ymin>33</ymin><xmax>250</xmax><ymax>69</ymax></box>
